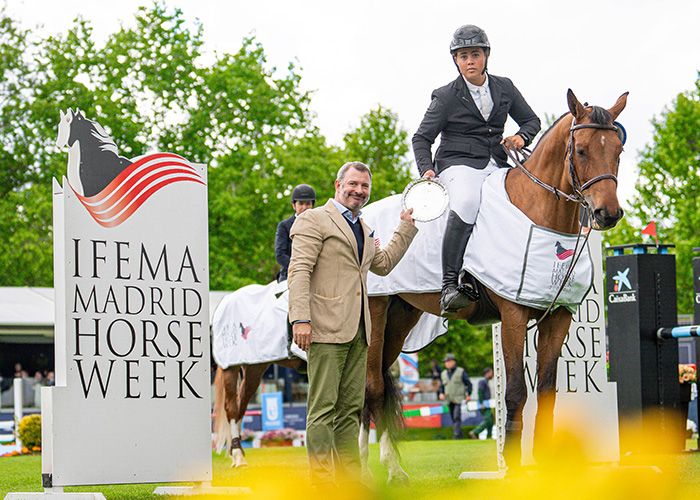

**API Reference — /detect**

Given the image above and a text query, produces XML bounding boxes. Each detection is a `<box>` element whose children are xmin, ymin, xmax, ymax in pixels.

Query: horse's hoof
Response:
<box><xmin>388</xmin><ymin>470</ymin><xmax>410</xmax><ymax>485</ymax></box>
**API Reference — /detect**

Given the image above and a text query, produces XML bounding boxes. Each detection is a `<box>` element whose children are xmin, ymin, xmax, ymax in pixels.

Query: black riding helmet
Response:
<box><xmin>450</xmin><ymin>25</ymin><xmax>490</xmax><ymax>74</ymax></box>
<box><xmin>291</xmin><ymin>184</ymin><xmax>316</xmax><ymax>203</ymax></box>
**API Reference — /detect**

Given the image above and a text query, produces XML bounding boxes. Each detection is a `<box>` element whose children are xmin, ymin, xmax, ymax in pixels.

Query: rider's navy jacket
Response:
<box><xmin>412</xmin><ymin>74</ymin><xmax>541</xmax><ymax>176</ymax></box>
<box><xmin>275</xmin><ymin>214</ymin><xmax>295</xmax><ymax>281</ymax></box>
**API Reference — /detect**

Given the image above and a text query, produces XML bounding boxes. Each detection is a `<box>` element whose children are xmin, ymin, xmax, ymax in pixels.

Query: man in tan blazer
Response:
<box><xmin>288</xmin><ymin>161</ymin><xmax>417</xmax><ymax>486</ymax></box>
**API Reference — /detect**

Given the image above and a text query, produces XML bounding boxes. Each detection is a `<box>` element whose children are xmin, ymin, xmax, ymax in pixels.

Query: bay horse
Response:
<box><xmin>362</xmin><ymin>89</ymin><xmax>628</xmax><ymax>479</ymax></box>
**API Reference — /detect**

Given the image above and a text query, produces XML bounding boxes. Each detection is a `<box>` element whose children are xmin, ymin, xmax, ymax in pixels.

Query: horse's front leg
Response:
<box><xmin>533</xmin><ymin>309</ymin><xmax>572</xmax><ymax>462</ymax></box>
<box><xmin>498</xmin><ymin>302</ymin><xmax>530</xmax><ymax>470</ymax></box>
<box><xmin>221</xmin><ymin>367</ymin><xmax>248</xmax><ymax>468</ymax></box>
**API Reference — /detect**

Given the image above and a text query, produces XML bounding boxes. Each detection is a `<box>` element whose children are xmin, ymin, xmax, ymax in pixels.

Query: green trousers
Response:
<box><xmin>306</xmin><ymin>324</ymin><xmax>367</xmax><ymax>485</ymax></box>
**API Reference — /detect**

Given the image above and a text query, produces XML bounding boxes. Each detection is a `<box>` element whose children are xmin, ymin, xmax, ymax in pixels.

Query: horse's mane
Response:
<box><xmin>529</xmin><ymin>106</ymin><xmax>612</xmax><ymax>155</ymax></box>
<box><xmin>85</xmin><ymin>119</ymin><xmax>119</xmax><ymax>155</ymax></box>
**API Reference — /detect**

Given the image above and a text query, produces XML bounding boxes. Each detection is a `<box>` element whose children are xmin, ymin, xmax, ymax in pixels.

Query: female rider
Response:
<box><xmin>412</xmin><ymin>24</ymin><xmax>541</xmax><ymax>315</ymax></box>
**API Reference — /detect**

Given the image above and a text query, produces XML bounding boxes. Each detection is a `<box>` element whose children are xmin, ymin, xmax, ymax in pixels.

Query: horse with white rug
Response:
<box><xmin>361</xmin><ymin>90</ymin><xmax>628</xmax><ymax>478</ymax></box>
<box><xmin>211</xmin><ymin>279</ymin><xmax>446</xmax><ymax>469</ymax></box>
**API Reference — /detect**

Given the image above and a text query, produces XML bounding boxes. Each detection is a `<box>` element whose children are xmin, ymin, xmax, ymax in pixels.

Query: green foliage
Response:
<box><xmin>419</xmin><ymin>322</ymin><xmax>494</xmax><ymax>377</ymax></box>
<box><xmin>17</xmin><ymin>414</ymin><xmax>41</xmax><ymax>449</ymax></box>
<box><xmin>622</xmin><ymin>74</ymin><xmax>700</xmax><ymax>313</ymax></box>
<box><xmin>343</xmin><ymin>105</ymin><xmax>413</xmax><ymax>200</ymax></box>
<box><xmin>0</xmin><ymin>4</ymin><xmax>412</xmax><ymax>291</ymax></box>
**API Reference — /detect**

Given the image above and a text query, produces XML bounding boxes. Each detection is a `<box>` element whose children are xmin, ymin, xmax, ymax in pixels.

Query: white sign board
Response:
<box><xmin>494</xmin><ymin>231</ymin><xmax>619</xmax><ymax>464</ymax></box>
<box><xmin>42</xmin><ymin>110</ymin><xmax>212</xmax><ymax>486</ymax></box>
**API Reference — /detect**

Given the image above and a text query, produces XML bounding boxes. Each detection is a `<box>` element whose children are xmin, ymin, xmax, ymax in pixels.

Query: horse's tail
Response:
<box><xmin>213</xmin><ymin>365</ymin><xmax>233</xmax><ymax>454</ymax></box>
<box><xmin>381</xmin><ymin>365</ymin><xmax>406</xmax><ymax>450</ymax></box>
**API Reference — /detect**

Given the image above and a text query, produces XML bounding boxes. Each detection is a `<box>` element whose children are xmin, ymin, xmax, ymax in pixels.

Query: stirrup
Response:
<box><xmin>457</xmin><ymin>271</ymin><xmax>480</xmax><ymax>302</ymax></box>
<box><xmin>457</xmin><ymin>282</ymin><xmax>479</xmax><ymax>302</ymax></box>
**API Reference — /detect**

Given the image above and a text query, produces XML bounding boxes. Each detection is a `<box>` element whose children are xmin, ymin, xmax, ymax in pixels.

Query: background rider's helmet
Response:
<box><xmin>291</xmin><ymin>184</ymin><xmax>316</xmax><ymax>203</ymax></box>
<box><xmin>449</xmin><ymin>25</ymin><xmax>491</xmax><ymax>58</ymax></box>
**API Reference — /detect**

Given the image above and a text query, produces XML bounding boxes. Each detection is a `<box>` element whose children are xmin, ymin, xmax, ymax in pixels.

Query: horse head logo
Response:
<box><xmin>56</xmin><ymin>108</ymin><xmax>133</xmax><ymax>197</ymax></box>
<box><xmin>55</xmin><ymin>109</ymin><xmax>205</xmax><ymax>228</ymax></box>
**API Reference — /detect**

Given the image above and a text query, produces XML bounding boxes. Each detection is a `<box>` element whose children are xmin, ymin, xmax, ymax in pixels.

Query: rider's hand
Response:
<box><xmin>399</xmin><ymin>208</ymin><xmax>415</xmax><ymax>226</ymax></box>
<box><xmin>439</xmin><ymin>393</ymin><xmax>445</xmax><ymax>401</ymax></box>
<box><xmin>292</xmin><ymin>322</ymin><xmax>312</xmax><ymax>351</ymax></box>
<box><xmin>422</xmin><ymin>169</ymin><xmax>436</xmax><ymax>179</ymax></box>
<box><xmin>502</xmin><ymin>135</ymin><xmax>525</xmax><ymax>150</ymax></box>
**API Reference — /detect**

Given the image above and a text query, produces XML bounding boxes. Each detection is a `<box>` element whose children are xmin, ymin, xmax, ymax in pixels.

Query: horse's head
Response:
<box><xmin>565</xmin><ymin>89</ymin><xmax>628</xmax><ymax>230</ymax></box>
<box><xmin>55</xmin><ymin>108</ymin><xmax>87</xmax><ymax>149</ymax></box>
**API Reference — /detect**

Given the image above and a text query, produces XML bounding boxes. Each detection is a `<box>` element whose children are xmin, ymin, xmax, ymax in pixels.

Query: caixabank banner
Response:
<box><xmin>42</xmin><ymin>109</ymin><xmax>211</xmax><ymax>486</ymax></box>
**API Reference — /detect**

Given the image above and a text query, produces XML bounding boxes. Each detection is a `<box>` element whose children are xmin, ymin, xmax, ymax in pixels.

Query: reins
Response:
<box><xmin>502</xmin><ymin>118</ymin><xmax>620</xmax><ymax>331</ymax></box>
<box><xmin>503</xmin><ymin>119</ymin><xmax>621</xmax><ymax>209</ymax></box>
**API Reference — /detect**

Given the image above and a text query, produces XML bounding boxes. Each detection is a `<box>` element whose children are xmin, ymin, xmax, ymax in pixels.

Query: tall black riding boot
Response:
<box><xmin>440</xmin><ymin>211</ymin><xmax>475</xmax><ymax>315</ymax></box>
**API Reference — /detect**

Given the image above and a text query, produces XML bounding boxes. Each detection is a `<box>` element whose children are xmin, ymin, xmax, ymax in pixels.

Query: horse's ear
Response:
<box><xmin>608</xmin><ymin>92</ymin><xmax>629</xmax><ymax>121</ymax></box>
<box><xmin>567</xmin><ymin>89</ymin><xmax>585</xmax><ymax>119</ymax></box>
<box><xmin>76</xmin><ymin>109</ymin><xmax>84</xmax><ymax>119</ymax></box>
<box><xmin>59</xmin><ymin>109</ymin><xmax>65</xmax><ymax>119</ymax></box>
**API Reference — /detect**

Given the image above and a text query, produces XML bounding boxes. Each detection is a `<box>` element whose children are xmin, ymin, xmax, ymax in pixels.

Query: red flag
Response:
<box><xmin>641</xmin><ymin>220</ymin><xmax>659</xmax><ymax>245</ymax></box>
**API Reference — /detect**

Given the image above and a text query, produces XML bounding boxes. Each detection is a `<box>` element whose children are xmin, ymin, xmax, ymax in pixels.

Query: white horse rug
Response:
<box><xmin>212</xmin><ymin>280</ymin><xmax>306</xmax><ymax>369</ymax></box>
<box><xmin>362</xmin><ymin>168</ymin><xmax>594</xmax><ymax>317</ymax></box>
<box><xmin>463</xmin><ymin>168</ymin><xmax>593</xmax><ymax>313</ymax></box>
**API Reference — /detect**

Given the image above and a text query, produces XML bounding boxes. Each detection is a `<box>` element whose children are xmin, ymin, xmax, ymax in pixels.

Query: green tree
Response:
<box><xmin>0</xmin><ymin>4</ymin><xmax>419</xmax><ymax>292</ymax></box>
<box><xmin>419</xmin><ymin>323</ymin><xmax>494</xmax><ymax>378</ymax></box>
<box><xmin>342</xmin><ymin>105</ymin><xmax>413</xmax><ymax>201</ymax></box>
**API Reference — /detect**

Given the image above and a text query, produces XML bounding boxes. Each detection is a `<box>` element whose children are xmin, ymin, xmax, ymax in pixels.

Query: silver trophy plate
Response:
<box><xmin>401</xmin><ymin>179</ymin><xmax>449</xmax><ymax>222</ymax></box>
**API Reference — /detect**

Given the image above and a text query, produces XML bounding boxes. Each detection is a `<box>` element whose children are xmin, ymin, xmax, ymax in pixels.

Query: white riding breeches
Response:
<box><xmin>439</xmin><ymin>163</ymin><xmax>499</xmax><ymax>224</ymax></box>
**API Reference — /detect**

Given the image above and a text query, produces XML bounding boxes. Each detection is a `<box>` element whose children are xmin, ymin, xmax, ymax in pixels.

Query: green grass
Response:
<box><xmin>1</xmin><ymin>440</ymin><xmax>699</xmax><ymax>499</ymax></box>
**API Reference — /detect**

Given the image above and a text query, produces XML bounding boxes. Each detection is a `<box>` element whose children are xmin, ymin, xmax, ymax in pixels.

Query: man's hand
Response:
<box><xmin>293</xmin><ymin>322</ymin><xmax>312</xmax><ymax>351</ymax></box>
<box><xmin>399</xmin><ymin>207</ymin><xmax>415</xmax><ymax>226</ymax></box>
<box><xmin>438</xmin><ymin>393</ymin><xmax>445</xmax><ymax>401</ymax></box>
<box><xmin>501</xmin><ymin>135</ymin><xmax>525</xmax><ymax>150</ymax></box>
<box><xmin>422</xmin><ymin>169</ymin><xmax>436</xmax><ymax>179</ymax></box>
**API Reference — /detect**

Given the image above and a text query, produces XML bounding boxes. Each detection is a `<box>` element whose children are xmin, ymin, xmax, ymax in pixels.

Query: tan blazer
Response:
<box><xmin>288</xmin><ymin>199</ymin><xmax>418</xmax><ymax>344</ymax></box>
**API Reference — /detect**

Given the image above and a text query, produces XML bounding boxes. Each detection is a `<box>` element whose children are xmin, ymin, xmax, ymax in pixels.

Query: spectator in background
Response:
<box><xmin>46</xmin><ymin>372</ymin><xmax>55</xmax><ymax>387</ymax></box>
<box><xmin>470</xmin><ymin>367</ymin><xmax>494</xmax><ymax>439</ymax></box>
<box><xmin>14</xmin><ymin>363</ymin><xmax>23</xmax><ymax>378</ymax></box>
<box><xmin>439</xmin><ymin>353</ymin><xmax>472</xmax><ymax>439</ymax></box>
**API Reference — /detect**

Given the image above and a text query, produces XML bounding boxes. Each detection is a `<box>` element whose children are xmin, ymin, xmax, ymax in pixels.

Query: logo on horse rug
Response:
<box><xmin>56</xmin><ymin>109</ymin><xmax>205</xmax><ymax>228</ymax></box>
<box><xmin>555</xmin><ymin>241</ymin><xmax>575</xmax><ymax>260</ymax></box>
<box><xmin>239</xmin><ymin>322</ymin><xmax>252</xmax><ymax>340</ymax></box>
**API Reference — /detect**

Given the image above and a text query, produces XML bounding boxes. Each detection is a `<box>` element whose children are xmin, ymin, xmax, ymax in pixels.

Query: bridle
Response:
<box><xmin>504</xmin><ymin>118</ymin><xmax>621</xmax><ymax>209</ymax></box>
<box><xmin>502</xmin><ymin>116</ymin><xmax>622</xmax><ymax>330</ymax></box>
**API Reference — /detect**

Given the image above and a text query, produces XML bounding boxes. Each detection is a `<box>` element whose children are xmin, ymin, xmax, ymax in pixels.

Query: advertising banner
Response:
<box><xmin>42</xmin><ymin>110</ymin><xmax>212</xmax><ymax>486</ymax></box>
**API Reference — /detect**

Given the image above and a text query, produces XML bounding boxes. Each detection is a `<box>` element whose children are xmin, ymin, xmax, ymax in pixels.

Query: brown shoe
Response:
<box><xmin>468</xmin><ymin>431</ymin><xmax>478</xmax><ymax>440</ymax></box>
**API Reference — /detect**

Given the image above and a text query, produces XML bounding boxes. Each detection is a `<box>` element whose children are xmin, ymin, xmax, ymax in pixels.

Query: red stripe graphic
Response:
<box><xmin>556</xmin><ymin>249</ymin><xmax>575</xmax><ymax>260</ymax></box>
<box><xmin>70</xmin><ymin>153</ymin><xmax>205</xmax><ymax>228</ymax></box>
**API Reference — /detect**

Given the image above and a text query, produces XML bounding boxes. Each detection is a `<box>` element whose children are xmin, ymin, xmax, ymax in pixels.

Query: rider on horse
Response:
<box><xmin>276</xmin><ymin>184</ymin><xmax>316</xmax><ymax>282</ymax></box>
<box><xmin>412</xmin><ymin>25</ymin><xmax>541</xmax><ymax>316</ymax></box>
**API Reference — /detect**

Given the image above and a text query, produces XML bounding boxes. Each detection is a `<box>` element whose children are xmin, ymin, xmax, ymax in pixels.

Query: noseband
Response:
<box><xmin>505</xmin><ymin>119</ymin><xmax>621</xmax><ymax>208</ymax></box>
